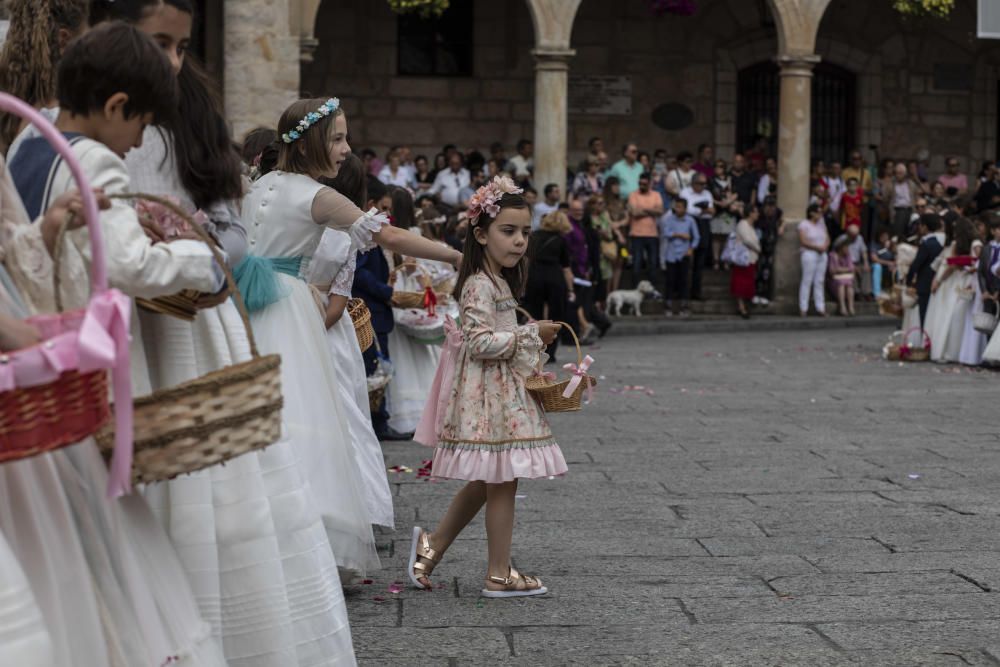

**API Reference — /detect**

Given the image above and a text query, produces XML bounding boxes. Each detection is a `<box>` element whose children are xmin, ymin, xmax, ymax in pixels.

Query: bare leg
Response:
<box><xmin>484</xmin><ymin>480</ymin><xmax>518</xmax><ymax>586</ymax></box>
<box><xmin>414</xmin><ymin>481</ymin><xmax>487</xmax><ymax>587</ymax></box>
<box><xmin>847</xmin><ymin>285</ymin><xmax>855</xmax><ymax>315</ymax></box>
<box><xmin>837</xmin><ymin>285</ymin><xmax>847</xmax><ymax>315</ymax></box>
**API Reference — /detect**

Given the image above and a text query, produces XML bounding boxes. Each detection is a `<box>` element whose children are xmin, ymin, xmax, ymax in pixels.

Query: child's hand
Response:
<box><xmin>0</xmin><ymin>312</ymin><xmax>40</xmax><ymax>351</ymax></box>
<box><xmin>41</xmin><ymin>188</ymin><xmax>111</xmax><ymax>255</ymax></box>
<box><xmin>536</xmin><ymin>320</ymin><xmax>561</xmax><ymax>345</ymax></box>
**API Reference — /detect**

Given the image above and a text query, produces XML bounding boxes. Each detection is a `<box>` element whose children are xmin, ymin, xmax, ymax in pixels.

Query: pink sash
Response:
<box><xmin>413</xmin><ymin>316</ymin><xmax>463</xmax><ymax>446</ymax></box>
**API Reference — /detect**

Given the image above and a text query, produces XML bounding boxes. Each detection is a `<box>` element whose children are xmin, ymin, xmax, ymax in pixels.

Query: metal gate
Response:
<box><xmin>737</xmin><ymin>60</ymin><xmax>857</xmax><ymax>164</ymax></box>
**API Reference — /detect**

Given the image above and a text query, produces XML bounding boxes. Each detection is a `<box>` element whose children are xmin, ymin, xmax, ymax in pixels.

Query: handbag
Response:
<box><xmin>0</xmin><ymin>93</ymin><xmax>134</xmax><ymax>497</ymax></box>
<box><xmin>974</xmin><ymin>298</ymin><xmax>1000</xmax><ymax>335</ymax></box>
<box><xmin>600</xmin><ymin>239</ymin><xmax>618</xmax><ymax>262</ymax></box>
<box><xmin>720</xmin><ymin>232</ymin><xmax>751</xmax><ymax>267</ymax></box>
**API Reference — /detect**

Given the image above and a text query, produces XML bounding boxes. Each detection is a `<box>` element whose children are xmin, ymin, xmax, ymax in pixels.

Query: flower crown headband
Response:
<box><xmin>282</xmin><ymin>97</ymin><xmax>340</xmax><ymax>144</ymax></box>
<box><xmin>466</xmin><ymin>175</ymin><xmax>523</xmax><ymax>225</ymax></box>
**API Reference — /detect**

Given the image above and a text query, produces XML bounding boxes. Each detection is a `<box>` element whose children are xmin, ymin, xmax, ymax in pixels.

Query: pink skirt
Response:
<box><xmin>431</xmin><ymin>440</ymin><xmax>568</xmax><ymax>483</ymax></box>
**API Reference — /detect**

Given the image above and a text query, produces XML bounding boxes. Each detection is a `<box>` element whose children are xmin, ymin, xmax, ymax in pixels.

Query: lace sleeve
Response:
<box><xmin>329</xmin><ymin>252</ymin><xmax>356</xmax><ymax>298</ymax></box>
<box><xmin>311</xmin><ymin>187</ymin><xmax>390</xmax><ymax>252</ymax></box>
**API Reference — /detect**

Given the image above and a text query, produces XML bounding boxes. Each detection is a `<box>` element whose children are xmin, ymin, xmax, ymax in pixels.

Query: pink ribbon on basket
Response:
<box><xmin>77</xmin><ymin>289</ymin><xmax>134</xmax><ymax>498</ymax></box>
<box><xmin>561</xmin><ymin>355</ymin><xmax>595</xmax><ymax>403</ymax></box>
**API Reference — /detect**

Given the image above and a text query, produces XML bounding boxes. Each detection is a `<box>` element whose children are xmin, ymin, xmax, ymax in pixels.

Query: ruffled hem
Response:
<box><xmin>348</xmin><ymin>209</ymin><xmax>390</xmax><ymax>253</ymax></box>
<box><xmin>431</xmin><ymin>442</ymin><xmax>567</xmax><ymax>482</ymax></box>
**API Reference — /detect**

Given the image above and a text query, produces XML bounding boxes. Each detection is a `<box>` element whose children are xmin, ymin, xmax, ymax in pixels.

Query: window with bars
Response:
<box><xmin>737</xmin><ymin>60</ymin><xmax>857</xmax><ymax>164</ymax></box>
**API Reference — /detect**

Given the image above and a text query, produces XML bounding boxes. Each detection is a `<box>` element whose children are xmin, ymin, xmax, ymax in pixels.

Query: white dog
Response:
<box><xmin>607</xmin><ymin>280</ymin><xmax>657</xmax><ymax>317</ymax></box>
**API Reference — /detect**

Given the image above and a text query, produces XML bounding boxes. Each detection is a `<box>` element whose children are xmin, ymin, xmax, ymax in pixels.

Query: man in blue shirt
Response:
<box><xmin>658</xmin><ymin>198</ymin><xmax>700</xmax><ymax>318</ymax></box>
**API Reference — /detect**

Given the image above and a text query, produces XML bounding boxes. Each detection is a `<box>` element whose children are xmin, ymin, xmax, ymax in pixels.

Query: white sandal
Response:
<box><xmin>480</xmin><ymin>566</ymin><xmax>548</xmax><ymax>599</ymax></box>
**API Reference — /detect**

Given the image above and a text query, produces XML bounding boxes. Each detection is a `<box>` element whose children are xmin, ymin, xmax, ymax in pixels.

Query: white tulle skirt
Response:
<box><xmin>926</xmin><ymin>272</ymin><xmax>970</xmax><ymax>363</ymax></box>
<box><xmin>387</xmin><ymin>326</ymin><xmax>442</xmax><ymax>433</ymax></box>
<box><xmin>140</xmin><ymin>299</ymin><xmax>359</xmax><ymax>665</ymax></box>
<box><xmin>250</xmin><ymin>275</ymin><xmax>380</xmax><ymax>575</ymax></box>
<box><xmin>0</xmin><ymin>444</ymin><xmax>227</xmax><ymax>667</ymax></box>
<box><xmin>0</xmin><ymin>529</ymin><xmax>53</xmax><ymax>666</ymax></box>
<box><xmin>325</xmin><ymin>311</ymin><xmax>394</xmax><ymax>528</ymax></box>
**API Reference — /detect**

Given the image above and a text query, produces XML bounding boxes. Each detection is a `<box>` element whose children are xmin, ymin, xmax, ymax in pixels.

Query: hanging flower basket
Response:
<box><xmin>387</xmin><ymin>0</ymin><xmax>449</xmax><ymax>19</ymax></box>
<box><xmin>892</xmin><ymin>0</ymin><xmax>954</xmax><ymax>18</ymax></box>
<box><xmin>648</xmin><ymin>0</ymin><xmax>697</xmax><ymax>17</ymax></box>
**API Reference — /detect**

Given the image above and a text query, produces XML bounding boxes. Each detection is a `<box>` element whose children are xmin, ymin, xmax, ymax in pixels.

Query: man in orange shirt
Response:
<box><xmin>627</xmin><ymin>172</ymin><xmax>665</xmax><ymax>285</ymax></box>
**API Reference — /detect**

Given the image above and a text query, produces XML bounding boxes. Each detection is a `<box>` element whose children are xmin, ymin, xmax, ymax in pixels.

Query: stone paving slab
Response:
<box><xmin>349</xmin><ymin>329</ymin><xmax>1000</xmax><ymax>665</ymax></box>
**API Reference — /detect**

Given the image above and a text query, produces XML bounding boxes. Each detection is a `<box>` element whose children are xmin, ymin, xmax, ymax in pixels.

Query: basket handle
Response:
<box><xmin>0</xmin><ymin>93</ymin><xmax>107</xmax><ymax>293</ymax></box>
<box><xmin>108</xmin><ymin>193</ymin><xmax>261</xmax><ymax>359</ymax></box>
<box><xmin>390</xmin><ymin>259</ymin><xmax>432</xmax><ymax>286</ymax></box>
<box><xmin>514</xmin><ymin>308</ymin><xmax>581</xmax><ymax>366</ymax></box>
<box><xmin>901</xmin><ymin>326</ymin><xmax>930</xmax><ymax>347</ymax></box>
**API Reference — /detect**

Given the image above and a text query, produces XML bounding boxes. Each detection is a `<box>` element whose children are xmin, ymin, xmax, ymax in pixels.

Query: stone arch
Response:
<box><xmin>291</xmin><ymin>0</ymin><xmax>323</xmax><ymax>62</ymax></box>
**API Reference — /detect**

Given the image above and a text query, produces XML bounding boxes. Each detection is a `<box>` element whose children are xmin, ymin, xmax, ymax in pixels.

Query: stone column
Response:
<box><xmin>532</xmin><ymin>47</ymin><xmax>574</xmax><ymax>195</ymax></box>
<box><xmin>223</xmin><ymin>0</ymin><xmax>301</xmax><ymax>140</ymax></box>
<box><xmin>773</xmin><ymin>54</ymin><xmax>820</xmax><ymax>310</ymax></box>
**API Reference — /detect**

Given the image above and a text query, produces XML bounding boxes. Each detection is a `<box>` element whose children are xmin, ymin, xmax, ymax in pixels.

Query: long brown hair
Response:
<box><xmin>453</xmin><ymin>193</ymin><xmax>530</xmax><ymax>300</ymax></box>
<box><xmin>0</xmin><ymin>0</ymin><xmax>89</xmax><ymax>149</ymax></box>
<box><xmin>324</xmin><ymin>154</ymin><xmax>367</xmax><ymax>209</ymax></box>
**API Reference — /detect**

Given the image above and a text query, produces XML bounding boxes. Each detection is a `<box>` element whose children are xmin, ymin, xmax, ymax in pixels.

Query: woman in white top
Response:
<box><xmin>798</xmin><ymin>203</ymin><xmax>830</xmax><ymax>316</ymax></box>
<box><xmin>378</xmin><ymin>148</ymin><xmax>413</xmax><ymax>188</ymax></box>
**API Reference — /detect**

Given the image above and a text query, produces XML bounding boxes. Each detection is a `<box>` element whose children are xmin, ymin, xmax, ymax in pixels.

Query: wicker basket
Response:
<box><xmin>366</xmin><ymin>337</ymin><xmax>391</xmax><ymax>413</ymax></box>
<box><xmin>96</xmin><ymin>193</ymin><xmax>283</xmax><ymax>485</ymax></box>
<box><xmin>882</xmin><ymin>330</ymin><xmax>905</xmax><ymax>361</ymax></box>
<box><xmin>0</xmin><ymin>94</ymin><xmax>116</xmax><ymax>464</ymax></box>
<box><xmin>390</xmin><ymin>260</ymin><xmax>432</xmax><ymax>309</ymax></box>
<box><xmin>523</xmin><ymin>320</ymin><xmax>596</xmax><ymax>412</ymax></box>
<box><xmin>348</xmin><ymin>298</ymin><xmax>375</xmax><ymax>352</ymax></box>
<box><xmin>899</xmin><ymin>326</ymin><xmax>931</xmax><ymax>362</ymax></box>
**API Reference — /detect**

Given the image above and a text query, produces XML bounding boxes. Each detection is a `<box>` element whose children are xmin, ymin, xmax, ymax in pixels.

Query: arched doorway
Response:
<box><xmin>737</xmin><ymin>60</ymin><xmax>857</xmax><ymax>164</ymax></box>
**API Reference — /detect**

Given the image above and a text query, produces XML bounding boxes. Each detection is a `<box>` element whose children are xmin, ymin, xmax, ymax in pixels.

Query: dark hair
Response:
<box><xmin>952</xmin><ymin>195</ymin><xmax>972</xmax><ymax>213</ymax></box>
<box><xmin>242</xmin><ymin>127</ymin><xmax>277</xmax><ymax>165</ymax></box>
<box><xmin>169</xmin><ymin>55</ymin><xmax>243</xmax><ymax>210</ymax></box>
<box><xmin>674</xmin><ymin>198</ymin><xmax>688</xmax><ymax>208</ymax></box>
<box><xmin>57</xmin><ymin>22</ymin><xmax>177</xmax><ymax>124</ymax></box>
<box><xmin>276</xmin><ymin>97</ymin><xmax>342</xmax><ymax>178</ymax></box>
<box><xmin>366</xmin><ymin>174</ymin><xmax>388</xmax><ymax>205</ymax></box>
<box><xmin>677</xmin><ymin>150</ymin><xmax>693</xmax><ymax>162</ymax></box>
<box><xmin>877</xmin><ymin>226</ymin><xmax>891</xmax><ymax>238</ymax></box>
<box><xmin>522</xmin><ymin>185</ymin><xmax>537</xmax><ymax>196</ymax></box>
<box><xmin>360</xmin><ymin>148</ymin><xmax>376</xmax><ymax>159</ymax></box>
<box><xmin>89</xmin><ymin>0</ymin><xmax>161</xmax><ymax>24</ymax></box>
<box><xmin>588</xmin><ymin>136</ymin><xmax>601</xmax><ymax>148</ymax></box>
<box><xmin>390</xmin><ymin>186</ymin><xmax>417</xmax><ymax>229</ymax></box>
<box><xmin>952</xmin><ymin>217</ymin><xmax>977</xmax><ymax>255</ymax></box>
<box><xmin>919</xmin><ymin>213</ymin><xmax>941</xmax><ymax>232</ymax></box>
<box><xmin>697</xmin><ymin>143</ymin><xmax>710</xmax><ymax>154</ymax></box>
<box><xmin>806</xmin><ymin>203</ymin><xmax>823</xmax><ymax>218</ymax></box>
<box><xmin>324</xmin><ymin>154</ymin><xmax>367</xmax><ymax>209</ymax></box>
<box><xmin>0</xmin><ymin>0</ymin><xmax>90</xmax><ymax>149</ymax></box>
<box><xmin>414</xmin><ymin>154</ymin><xmax>428</xmax><ymax>165</ymax></box>
<box><xmin>453</xmin><ymin>193</ymin><xmax>530</xmax><ymax>300</ymax></box>
<box><xmin>516</xmin><ymin>138</ymin><xmax>531</xmax><ymax>151</ymax></box>
<box><xmin>639</xmin><ymin>171</ymin><xmax>652</xmax><ymax>181</ymax></box>
<box><xmin>543</xmin><ymin>183</ymin><xmax>559</xmax><ymax>197</ymax></box>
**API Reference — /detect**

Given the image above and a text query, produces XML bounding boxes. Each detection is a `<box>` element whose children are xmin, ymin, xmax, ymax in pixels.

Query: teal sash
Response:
<box><xmin>232</xmin><ymin>255</ymin><xmax>304</xmax><ymax>313</ymax></box>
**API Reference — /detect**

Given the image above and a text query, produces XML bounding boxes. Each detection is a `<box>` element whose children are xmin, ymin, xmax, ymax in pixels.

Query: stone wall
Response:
<box><xmin>303</xmin><ymin>0</ymin><xmax>1000</xmax><ymax>172</ymax></box>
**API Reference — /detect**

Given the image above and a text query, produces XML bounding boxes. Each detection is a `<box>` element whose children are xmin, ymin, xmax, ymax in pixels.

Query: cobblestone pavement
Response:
<box><xmin>347</xmin><ymin>328</ymin><xmax>1000</xmax><ymax>666</ymax></box>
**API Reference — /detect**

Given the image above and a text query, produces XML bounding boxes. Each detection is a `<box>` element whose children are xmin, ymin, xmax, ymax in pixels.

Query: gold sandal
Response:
<box><xmin>407</xmin><ymin>526</ymin><xmax>442</xmax><ymax>590</ymax></box>
<box><xmin>481</xmin><ymin>566</ymin><xmax>548</xmax><ymax>598</ymax></box>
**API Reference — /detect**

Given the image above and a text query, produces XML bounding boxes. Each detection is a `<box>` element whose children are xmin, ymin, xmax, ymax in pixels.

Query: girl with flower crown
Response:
<box><xmin>240</xmin><ymin>96</ymin><xmax>462</xmax><ymax>574</ymax></box>
<box><xmin>409</xmin><ymin>176</ymin><xmax>566</xmax><ymax>598</ymax></box>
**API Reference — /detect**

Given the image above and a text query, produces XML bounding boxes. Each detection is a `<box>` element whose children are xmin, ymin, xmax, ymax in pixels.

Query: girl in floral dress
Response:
<box><xmin>410</xmin><ymin>176</ymin><xmax>565</xmax><ymax>598</ymax></box>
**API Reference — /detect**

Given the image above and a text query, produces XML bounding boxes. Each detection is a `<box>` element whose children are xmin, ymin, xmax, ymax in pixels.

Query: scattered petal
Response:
<box><xmin>373</xmin><ymin>596</ymin><xmax>386</xmax><ymax>602</ymax></box>
<box><xmin>361</xmin><ymin>579</ymin><xmax>374</xmax><ymax>585</ymax></box>
<box><xmin>907</xmin><ymin>474</ymin><xmax>921</xmax><ymax>480</ymax></box>
<box><xmin>388</xmin><ymin>582</ymin><xmax>404</xmax><ymax>594</ymax></box>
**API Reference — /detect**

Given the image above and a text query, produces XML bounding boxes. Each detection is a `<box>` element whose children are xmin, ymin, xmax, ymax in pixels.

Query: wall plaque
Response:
<box><xmin>569</xmin><ymin>75</ymin><xmax>633</xmax><ymax>115</ymax></box>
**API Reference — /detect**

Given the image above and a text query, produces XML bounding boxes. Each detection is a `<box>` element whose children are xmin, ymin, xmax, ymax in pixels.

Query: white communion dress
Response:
<box><xmin>309</xmin><ymin>229</ymin><xmax>395</xmax><ymax>529</ymax></box>
<box><xmin>386</xmin><ymin>236</ymin><xmax>456</xmax><ymax>433</ymax></box>
<box><xmin>925</xmin><ymin>244</ymin><xmax>974</xmax><ymax>363</ymax></box>
<box><xmin>0</xmin><ymin>149</ymin><xmax>227</xmax><ymax>666</ymax></box>
<box><xmin>126</xmin><ymin>129</ymin><xmax>359</xmax><ymax>666</ymax></box>
<box><xmin>241</xmin><ymin>170</ymin><xmax>382</xmax><ymax>577</ymax></box>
